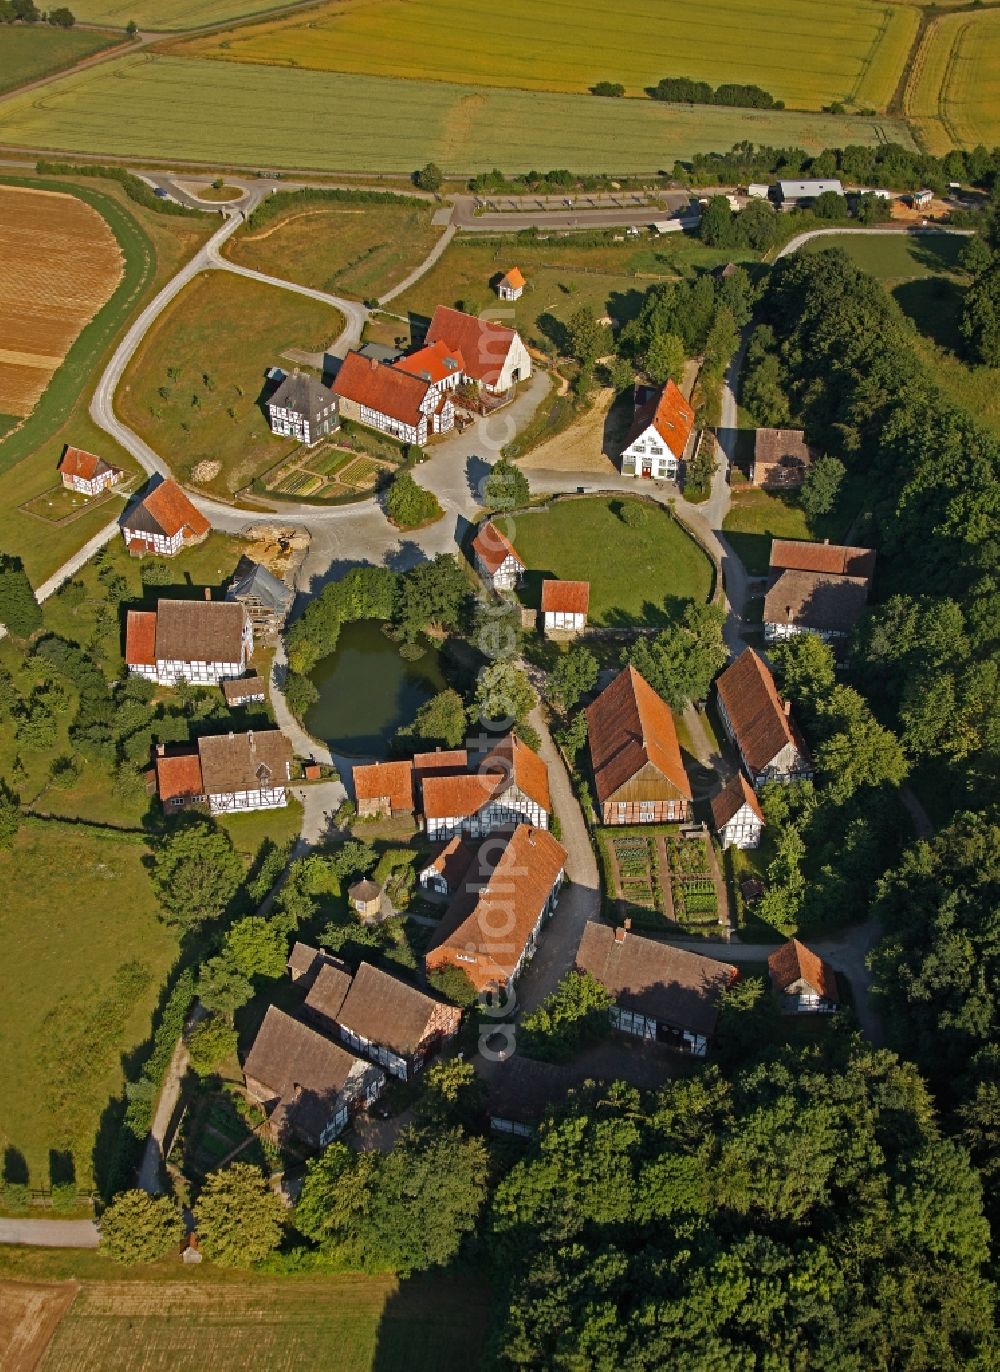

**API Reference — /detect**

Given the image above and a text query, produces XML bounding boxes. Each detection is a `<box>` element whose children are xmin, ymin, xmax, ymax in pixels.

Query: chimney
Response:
<box><xmin>204</xmin><ymin>586</ymin><xmax>211</xmax><ymax>601</ymax></box>
<box><xmin>615</xmin><ymin>925</ymin><xmax>627</xmax><ymax>944</ymax></box>
<box><xmin>155</xmin><ymin>742</ymin><xmax>165</xmax><ymax>757</ymax></box>
<box><xmin>370</xmin><ymin>356</ymin><xmax>379</xmax><ymax>371</ymax></box>
<box><xmin>228</xmin><ymin>730</ymin><xmax>234</xmax><ymax>740</ymax></box>
<box><xmin>248</xmin><ymin>730</ymin><xmax>256</xmax><ymax>752</ymax></box>
<box><xmin>783</xmin><ymin>700</ymin><xmax>792</xmax><ymax>717</ymax></box>
<box><xmin>624</xmin><ymin>917</ymin><xmax>632</xmax><ymax>931</ymax></box>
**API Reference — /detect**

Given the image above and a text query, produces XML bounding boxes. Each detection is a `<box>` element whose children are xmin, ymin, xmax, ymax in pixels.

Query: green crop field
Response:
<box><xmin>0</xmin><ymin>25</ymin><xmax>121</xmax><ymax>96</ymax></box>
<box><xmin>64</xmin><ymin>0</ymin><xmax>299</xmax><ymax>30</ymax></box>
<box><xmin>905</xmin><ymin>7</ymin><xmax>1000</xmax><ymax>152</ymax></box>
<box><xmin>177</xmin><ymin>0</ymin><xmax>919</xmax><ymax>113</ymax></box>
<box><xmin>0</xmin><ymin>54</ymin><xmax>915</xmax><ymax>175</ymax></box>
<box><xmin>498</xmin><ymin>495</ymin><xmax>713</xmax><ymax>625</ymax></box>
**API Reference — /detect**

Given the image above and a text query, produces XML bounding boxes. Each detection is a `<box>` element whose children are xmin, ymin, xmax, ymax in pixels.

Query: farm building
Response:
<box><xmin>393</xmin><ymin>338</ymin><xmax>466</xmax><ymax>395</ymax></box>
<box><xmin>497</xmin><ymin>267</ymin><xmax>526</xmax><ymax>301</ymax></box>
<box><xmin>226</xmin><ymin>558</ymin><xmax>294</xmax><ymax>640</ymax></box>
<box><xmin>715</xmin><ymin>649</ymin><xmax>813</xmax><ymax>789</ymax></box>
<box><xmin>352</xmin><ymin>759</ymin><xmax>416</xmax><ymax>818</ymax></box>
<box><xmin>333</xmin><ymin>350</ymin><xmax>454</xmax><ymax>445</ymax></box>
<box><xmin>586</xmin><ymin>665</ymin><xmax>692</xmax><ymax>825</ymax></box>
<box><xmin>765</xmin><ymin>539</ymin><xmax>875</xmax><ymax>643</ymax></box>
<box><xmin>471</xmin><ymin>519</ymin><xmax>525</xmax><ymax>591</ymax></box>
<box><xmin>419</xmin><ymin>836</ymin><xmax>478</xmax><ymax>897</ymax></box>
<box><xmin>243</xmin><ymin>1005</ymin><xmax>384</xmax><ymax>1148</ymax></box>
<box><xmin>304</xmin><ymin>960</ymin><xmax>462</xmax><ymax>1081</ymax></box>
<box><xmin>266</xmin><ymin>369</ymin><xmax>337</xmax><ymax>446</ymax></box>
<box><xmin>425</xmin><ymin>824</ymin><xmax>566</xmax><ymax>995</ymax></box>
<box><xmin>421</xmin><ymin>733</ymin><xmax>550</xmax><ymax>841</ymax></box>
<box><xmin>58</xmin><ymin>445</ymin><xmax>122</xmax><ymax>496</ymax></box>
<box><xmin>711</xmin><ymin>772</ymin><xmax>765</xmax><ymax>850</ymax></box>
<box><xmin>287</xmin><ymin>942</ymin><xmax>342</xmax><ymax>990</ymax></box>
<box><xmin>768</xmin><ymin>938</ymin><xmax>839</xmax><ymax>1014</ymax></box>
<box><xmin>776</xmin><ymin>179</ymin><xmax>844</xmax><ymax>205</ymax></box>
<box><xmin>222</xmin><ymin>675</ymin><xmax>266</xmax><ymax>707</ymax></box>
<box><xmin>912</xmin><ymin>189</ymin><xmax>934</xmax><ymax>209</ymax></box>
<box><xmin>575</xmin><ymin>920</ymin><xmax>737</xmax><ymax>1057</ymax></box>
<box><xmin>425</xmin><ymin>305</ymin><xmax>531</xmax><ymax>396</ymax></box>
<box><xmin>154</xmin><ymin>728</ymin><xmax>293</xmax><ymax>814</ymax></box>
<box><xmin>124</xmin><ymin>597</ymin><xmax>252</xmax><ymax>686</ymax></box>
<box><xmin>121</xmin><ymin>478</ymin><xmax>210</xmax><ymax>557</ymax></box>
<box><xmin>751</xmin><ymin>429</ymin><xmax>814</xmax><ymax>489</ymax></box>
<box><xmin>541</xmin><ymin>579</ymin><xmax>589</xmax><ymax>636</ymax></box>
<box><xmin>747</xmin><ymin>183</ymin><xmax>770</xmax><ymax>199</ymax></box>
<box><xmin>486</xmin><ymin>1057</ymin><xmax>572</xmax><ymax>1137</ymax></box>
<box><xmin>620</xmin><ymin>379</ymin><xmax>695</xmax><ymax>480</ymax></box>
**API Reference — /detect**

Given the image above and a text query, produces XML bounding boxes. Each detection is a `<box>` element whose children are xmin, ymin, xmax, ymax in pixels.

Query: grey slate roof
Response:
<box><xmin>227</xmin><ymin>559</ymin><xmax>294</xmax><ymax>615</ymax></box>
<box><xmin>268</xmin><ymin>370</ymin><xmax>334</xmax><ymax>423</ymax></box>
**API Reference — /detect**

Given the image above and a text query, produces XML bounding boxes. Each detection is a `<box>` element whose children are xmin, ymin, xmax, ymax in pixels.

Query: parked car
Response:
<box><xmin>153</xmin><ymin>187</ymin><xmax>168</xmax><ymax>199</ymax></box>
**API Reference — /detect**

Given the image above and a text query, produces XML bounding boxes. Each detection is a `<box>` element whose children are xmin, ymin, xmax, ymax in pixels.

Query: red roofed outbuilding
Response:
<box><xmin>121</xmin><ymin>478</ymin><xmax>210</xmax><ymax>557</ymax></box>
<box><xmin>59</xmin><ymin>446</ymin><xmax>122</xmax><ymax>496</ymax></box>
<box><xmin>768</xmin><ymin>938</ymin><xmax>839</xmax><ymax>1013</ymax></box>
<box><xmin>497</xmin><ymin>267</ymin><xmax>525</xmax><ymax>301</ymax></box>
<box><xmin>471</xmin><ymin>519</ymin><xmax>525</xmax><ymax>590</ymax></box>
<box><xmin>352</xmin><ymin>759</ymin><xmax>415</xmax><ymax>818</ymax></box>
<box><xmin>711</xmin><ymin>772</ymin><xmax>765</xmax><ymax>850</ymax></box>
<box><xmin>541</xmin><ymin>579</ymin><xmax>589</xmax><ymax>636</ymax></box>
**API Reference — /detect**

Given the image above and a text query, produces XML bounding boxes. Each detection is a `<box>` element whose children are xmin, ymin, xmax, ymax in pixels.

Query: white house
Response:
<box><xmin>471</xmin><ymin>519</ymin><xmax>525</xmax><ymax>591</ymax></box>
<box><xmin>715</xmin><ymin>649</ymin><xmax>813</xmax><ymax>789</ymax></box>
<box><xmin>620</xmin><ymin>380</ymin><xmax>695</xmax><ymax>480</ymax></box>
<box><xmin>155</xmin><ymin>728</ymin><xmax>293</xmax><ymax>815</ymax></box>
<box><xmin>58</xmin><ymin>446</ymin><xmax>122</xmax><ymax>496</ymax></box>
<box><xmin>125</xmin><ymin>597</ymin><xmax>252</xmax><ymax>686</ymax></box>
<box><xmin>711</xmin><ymin>772</ymin><xmax>765</xmax><ymax>850</ymax></box>
<box><xmin>267</xmin><ymin>370</ymin><xmax>338</xmax><ymax>445</ymax></box>
<box><xmin>120</xmin><ymin>479</ymin><xmax>211</xmax><ymax>557</ymax></box>
<box><xmin>421</xmin><ymin>734</ymin><xmax>550</xmax><ymax>842</ymax></box>
<box><xmin>425</xmin><ymin>305</ymin><xmax>531</xmax><ymax>396</ymax></box>
<box><xmin>333</xmin><ymin>350</ymin><xmax>454</xmax><ymax>445</ymax></box>
<box><xmin>497</xmin><ymin>267</ymin><xmax>525</xmax><ymax>301</ymax></box>
<box><xmin>768</xmin><ymin>939</ymin><xmax>839</xmax><ymax>1013</ymax></box>
<box><xmin>541</xmin><ymin>579</ymin><xmax>589</xmax><ymax>636</ymax></box>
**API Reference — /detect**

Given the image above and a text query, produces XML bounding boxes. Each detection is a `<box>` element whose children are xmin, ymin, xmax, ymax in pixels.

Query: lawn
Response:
<box><xmin>0</xmin><ymin>1259</ymin><xmax>492</xmax><ymax>1372</ymax></box>
<box><xmin>0</xmin><ymin>25</ymin><xmax>121</xmax><ymax>96</ymax></box>
<box><xmin>224</xmin><ymin>199</ymin><xmax>443</xmax><ymax>301</ymax></box>
<box><xmin>118</xmin><ymin>272</ymin><xmax>343</xmax><ymax>499</ymax></box>
<box><xmin>905</xmin><ymin>6</ymin><xmax>1000</xmax><ymax>152</ymax></box>
<box><xmin>176</xmin><ymin>0</ymin><xmax>917</xmax><ymax>113</ymax></box>
<box><xmin>0</xmin><ymin>53</ymin><xmax>915</xmax><ymax>174</ymax></box>
<box><xmin>0</xmin><ymin>821</ymin><xmax>176</xmax><ymax>1189</ymax></box>
<box><xmin>498</xmin><ymin>495</ymin><xmax>713</xmax><ymax>626</ymax></box>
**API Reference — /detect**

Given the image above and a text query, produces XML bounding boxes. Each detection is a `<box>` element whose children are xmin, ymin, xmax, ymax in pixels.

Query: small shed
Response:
<box><xmin>541</xmin><ymin>579</ymin><xmax>589</xmax><ymax>637</ymax></box>
<box><xmin>497</xmin><ymin>267</ymin><xmax>525</xmax><ymax>301</ymax></box>
<box><xmin>768</xmin><ymin>938</ymin><xmax>839</xmax><ymax>1013</ymax></box>
<box><xmin>912</xmin><ymin>189</ymin><xmax>934</xmax><ymax>209</ymax></box>
<box><xmin>348</xmin><ymin>879</ymin><xmax>391</xmax><ymax>924</ymax></box>
<box><xmin>222</xmin><ymin>675</ymin><xmax>266</xmax><ymax>707</ymax></box>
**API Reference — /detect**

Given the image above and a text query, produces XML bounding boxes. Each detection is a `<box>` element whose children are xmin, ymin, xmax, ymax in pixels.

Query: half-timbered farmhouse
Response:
<box><xmin>243</xmin><ymin>1005</ymin><xmax>384</xmax><ymax>1147</ymax></box>
<box><xmin>541</xmin><ymin>579</ymin><xmax>589</xmax><ymax>636</ymax></box>
<box><xmin>333</xmin><ymin>350</ymin><xmax>454</xmax><ymax>445</ymax></box>
<box><xmin>586</xmin><ymin>665</ymin><xmax>692</xmax><ymax>824</ymax></box>
<box><xmin>222</xmin><ymin>675</ymin><xmax>266</xmax><ymax>707</ymax></box>
<box><xmin>266</xmin><ymin>370</ymin><xmax>338</xmax><ymax>445</ymax></box>
<box><xmin>715</xmin><ymin>649</ymin><xmax>813</xmax><ymax>788</ymax></box>
<box><xmin>421</xmin><ymin>733</ymin><xmax>550</xmax><ymax>841</ymax></box>
<box><xmin>58</xmin><ymin>446</ymin><xmax>122</xmax><ymax>496</ymax></box>
<box><xmin>497</xmin><ymin>267</ymin><xmax>525</xmax><ymax>301</ymax></box>
<box><xmin>620</xmin><ymin>379</ymin><xmax>695</xmax><ymax>480</ymax></box>
<box><xmin>768</xmin><ymin>938</ymin><xmax>839</xmax><ymax>1013</ymax></box>
<box><xmin>711</xmin><ymin>772</ymin><xmax>766</xmax><ymax>849</ymax></box>
<box><xmin>304</xmin><ymin>960</ymin><xmax>462</xmax><ymax>1081</ymax></box>
<box><xmin>125</xmin><ymin>597</ymin><xmax>251</xmax><ymax>686</ymax></box>
<box><xmin>472</xmin><ymin>520</ymin><xmax>525</xmax><ymax>591</ymax></box>
<box><xmin>120</xmin><ymin>478</ymin><xmax>210</xmax><ymax>557</ymax></box>
<box><xmin>226</xmin><ymin>559</ymin><xmax>294</xmax><ymax>641</ymax></box>
<box><xmin>425</xmin><ymin>306</ymin><xmax>531</xmax><ymax>396</ymax></box>
<box><xmin>575</xmin><ymin>920</ymin><xmax>737</xmax><ymax>1056</ymax></box>
<box><xmin>751</xmin><ymin>429</ymin><xmax>814</xmax><ymax>488</ymax></box>
<box><xmin>393</xmin><ymin>338</ymin><xmax>466</xmax><ymax>397</ymax></box>
<box><xmin>425</xmin><ymin>824</ymin><xmax>566</xmax><ymax>995</ymax></box>
<box><xmin>154</xmin><ymin>727</ymin><xmax>293</xmax><ymax>814</ymax></box>
<box><xmin>764</xmin><ymin>539</ymin><xmax>876</xmax><ymax>643</ymax></box>
<box><xmin>418</xmin><ymin>836</ymin><xmax>478</xmax><ymax>897</ymax></box>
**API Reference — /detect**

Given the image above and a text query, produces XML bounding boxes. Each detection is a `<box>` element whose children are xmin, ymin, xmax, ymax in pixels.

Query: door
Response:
<box><xmin>642</xmin><ymin>462</ymin><xmax>652</xmax><ymax>477</ymax></box>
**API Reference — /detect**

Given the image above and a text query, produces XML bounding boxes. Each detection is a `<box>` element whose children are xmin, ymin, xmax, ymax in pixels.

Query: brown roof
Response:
<box><xmin>471</xmin><ymin>520</ymin><xmax>524</xmax><ymax>576</ymax></box>
<box><xmin>352</xmin><ymin>760</ymin><xmax>415</xmax><ymax>810</ymax></box>
<box><xmin>541</xmin><ymin>580</ymin><xmax>590</xmax><ymax>615</ymax></box>
<box><xmin>769</xmin><ymin>539</ymin><xmax>876</xmax><ymax>580</ymax></box>
<box><xmin>425</xmin><ymin>306</ymin><xmax>519</xmax><ymax>387</ymax></box>
<box><xmin>753</xmin><ymin>429</ymin><xmax>813</xmax><ymax>481</ymax></box>
<box><xmin>197</xmin><ymin>729</ymin><xmax>292</xmax><ymax>797</ymax></box>
<box><xmin>393</xmin><ymin>338</ymin><xmax>465</xmax><ymax>384</ymax></box>
<box><xmin>575</xmin><ymin>922</ymin><xmax>736</xmax><ymax>1038</ymax></box>
<box><xmin>624</xmin><ymin>379</ymin><xmax>695</xmax><ymax>460</ymax></box>
<box><xmin>144</xmin><ymin>599</ymin><xmax>247</xmax><ymax>665</ymax></box>
<box><xmin>222</xmin><ymin>675</ymin><xmax>265</xmax><ymax>704</ymax></box>
<box><xmin>768</xmin><ymin>938</ymin><xmax>839</xmax><ymax>1001</ymax></box>
<box><xmin>126</xmin><ymin>479</ymin><xmax>210</xmax><ymax>541</ymax></box>
<box><xmin>348</xmin><ymin>879</ymin><xmax>382</xmax><ymax>904</ymax></box>
<box><xmin>124</xmin><ymin>609</ymin><xmax>157</xmax><ymax>667</ymax></box>
<box><xmin>715</xmin><ymin>650</ymin><xmax>804</xmax><ymax>775</ymax></box>
<box><xmin>423</xmin><ymin>837</ymin><xmax>478</xmax><ymax>889</ymax></box>
<box><xmin>304</xmin><ymin>959</ymin><xmax>355</xmax><ymax>1023</ymax></box>
<box><xmin>586</xmin><ymin>665</ymin><xmax>692</xmax><ymax>805</ymax></box>
<box><xmin>412</xmin><ymin>749</ymin><xmax>469</xmax><ymax>784</ymax></box>
<box><xmin>59</xmin><ymin>446</ymin><xmax>116</xmax><ymax>482</ymax></box>
<box><xmin>481</xmin><ymin>733</ymin><xmax>551</xmax><ymax>813</ymax></box>
<box><xmin>287</xmin><ymin>942</ymin><xmax>342</xmax><ymax>982</ymax></box>
<box><xmin>426</xmin><ymin>826</ymin><xmax>566</xmax><ymax>992</ymax></box>
<box><xmin>155</xmin><ymin>747</ymin><xmax>204</xmax><ymax>803</ymax></box>
<box><xmin>337</xmin><ymin>962</ymin><xmax>459</xmax><ymax>1056</ymax></box>
<box><xmin>764</xmin><ymin>570</ymin><xmax>871</xmax><ymax>634</ymax></box>
<box><xmin>421</xmin><ymin>770</ymin><xmax>500</xmax><ymax>820</ymax></box>
<box><xmin>710</xmin><ymin>772</ymin><xmax>765</xmax><ymax>829</ymax></box>
<box><xmin>333</xmin><ymin>351</ymin><xmax>432</xmax><ymax>427</ymax></box>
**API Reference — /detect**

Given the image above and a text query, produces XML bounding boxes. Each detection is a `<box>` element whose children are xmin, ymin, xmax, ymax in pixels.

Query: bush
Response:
<box><xmin>591</xmin><ymin>81</ymin><xmax>625</xmax><ymax>97</ymax></box>
<box><xmin>36</xmin><ymin>161</ymin><xmax>207</xmax><ymax>218</ymax></box>
<box><xmin>385</xmin><ymin>471</ymin><xmax>442</xmax><ymax>529</ymax></box>
<box><xmin>413</xmin><ymin>162</ymin><xmax>443</xmax><ymax>192</ymax></box>
<box><xmin>98</xmin><ymin>1190</ymin><xmax>184</xmax><ymax>1265</ymax></box>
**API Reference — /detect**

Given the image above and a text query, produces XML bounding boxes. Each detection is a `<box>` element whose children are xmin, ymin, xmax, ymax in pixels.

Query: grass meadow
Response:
<box><xmin>0</xmin><ymin>55</ymin><xmax>915</xmax><ymax>175</ymax></box>
<box><xmin>498</xmin><ymin>496</ymin><xmax>713</xmax><ymax>625</ymax></box>
<box><xmin>0</xmin><ymin>25</ymin><xmax>121</xmax><ymax>96</ymax></box>
<box><xmin>176</xmin><ymin>0</ymin><xmax>918</xmax><ymax>113</ymax></box>
<box><xmin>905</xmin><ymin>7</ymin><xmax>1000</xmax><ymax>153</ymax></box>
<box><xmin>63</xmin><ymin>0</ymin><xmax>294</xmax><ymax>29</ymax></box>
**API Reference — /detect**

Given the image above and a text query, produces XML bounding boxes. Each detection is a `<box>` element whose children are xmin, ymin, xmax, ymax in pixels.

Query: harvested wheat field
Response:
<box><xmin>0</xmin><ymin>1281</ymin><xmax>78</xmax><ymax>1372</ymax></box>
<box><xmin>0</xmin><ymin>185</ymin><xmax>122</xmax><ymax>419</ymax></box>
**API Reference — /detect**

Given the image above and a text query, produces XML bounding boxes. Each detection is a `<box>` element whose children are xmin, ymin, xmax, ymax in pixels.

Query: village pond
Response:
<box><xmin>304</xmin><ymin>619</ymin><xmax>447</xmax><ymax>756</ymax></box>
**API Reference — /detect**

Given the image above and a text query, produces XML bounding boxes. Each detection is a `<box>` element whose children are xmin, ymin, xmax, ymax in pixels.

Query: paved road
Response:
<box><xmin>774</xmin><ymin>223</ymin><xmax>973</xmax><ymax>260</ymax></box>
<box><xmin>0</xmin><ymin>1217</ymin><xmax>98</xmax><ymax>1247</ymax></box>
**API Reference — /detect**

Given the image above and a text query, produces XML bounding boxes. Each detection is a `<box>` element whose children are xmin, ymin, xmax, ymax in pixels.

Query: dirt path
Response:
<box><xmin>519</xmin><ymin>386</ymin><xmax>621</xmax><ymax>473</ymax></box>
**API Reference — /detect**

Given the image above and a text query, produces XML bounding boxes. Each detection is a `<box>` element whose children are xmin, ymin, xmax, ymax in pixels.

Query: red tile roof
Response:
<box><xmin>425</xmin><ymin>306</ymin><xmax>519</xmax><ymax>387</ymax></box>
<box><xmin>124</xmin><ymin>610</ymin><xmax>157</xmax><ymax>667</ymax></box>
<box><xmin>710</xmin><ymin>772</ymin><xmax>765</xmax><ymax>829</ymax></box>
<box><xmin>500</xmin><ymin>267</ymin><xmax>525</xmax><ymax>290</ymax></box>
<box><xmin>769</xmin><ymin>539</ymin><xmax>876</xmax><ymax>580</ymax></box>
<box><xmin>59</xmin><ymin>446</ymin><xmax>116</xmax><ymax>482</ymax></box>
<box><xmin>155</xmin><ymin>747</ymin><xmax>204</xmax><ymax>803</ymax></box>
<box><xmin>768</xmin><ymin>938</ymin><xmax>839</xmax><ymax>1002</ymax></box>
<box><xmin>625</xmin><ymin>379</ymin><xmax>695</xmax><ymax>460</ymax></box>
<box><xmin>393</xmin><ymin>338</ymin><xmax>465</xmax><ymax>385</ymax></box>
<box><xmin>715</xmin><ymin>650</ymin><xmax>805</xmax><ymax>775</ymax></box>
<box><xmin>422</xmin><ymin>771</ymin><xmax>500</xmax><ymax>820</ymax></box>
<box><xmin>586</xmin><ymin>665</ymin><xmax>692</xmax><ymax>805</ymax></box>
<box><xmin>352</xmin><ymin>760</ymin><xmax>415</xmax><ymax>811</ymax></box>
<box><xmin>541</xmin><ymin>579</ymin><xmax>590</xmax><ymax>615</ymax></box>
<box><xmin>131</xmin><ymin>479</ymin><xmax>210</xmax><ymax>540</ymax></box>
<box><xmin>472</xmin><ymin>520</ymin><xmax>524</xmax><ymax>576</ymax></box>
<box><xmin>482</xmin><ymin>733</ymin><xmax>551</xmax><ymax>813</ymax></box>
<box><xmin>412</xmin><ymin>749</ymin><xmax>469</xmax><ymax>781</ymax></box>
<box><xmin>334</xmin><ymin>351</ymin><xmax>431</xmax><ymax>427</ymax></box>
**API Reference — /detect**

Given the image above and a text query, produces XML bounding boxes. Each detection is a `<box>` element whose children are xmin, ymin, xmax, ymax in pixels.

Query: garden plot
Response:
<box><xmin>261</xmin><ymin>443</ymin><xmax>396</xmax><ymax>500</ymax></box>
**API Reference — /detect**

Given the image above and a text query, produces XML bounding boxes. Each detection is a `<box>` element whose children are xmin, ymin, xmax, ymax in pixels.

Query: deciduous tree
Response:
<box><xmin>194</xmin><ymin>1163</ymin><xmax>285</xmax><ymax>1267</ymax></box>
